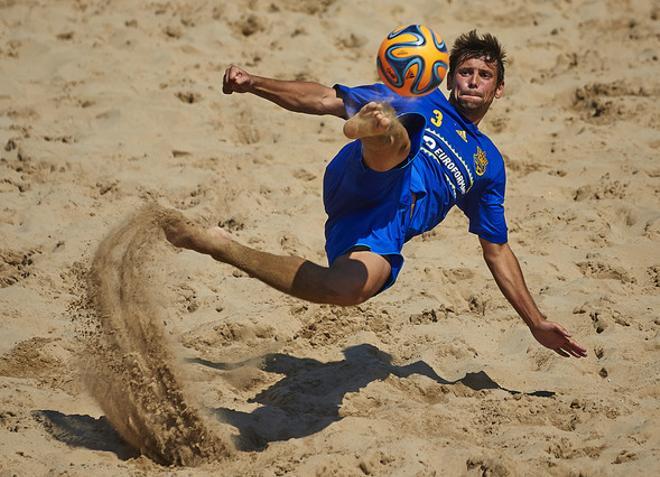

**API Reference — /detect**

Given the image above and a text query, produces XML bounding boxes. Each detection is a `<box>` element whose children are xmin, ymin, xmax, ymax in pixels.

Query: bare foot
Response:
<box><xmin>343</xmin><ymin>102</ymin><xmax>397</xmax><ymax>140</ymax></box>
<box><xmin>161</xmin><ymin>211</ymin><xmax>235</xmax><ymax>261</ymax></box>
<box><xmin>160</xmin><ymin>213</ymin><xmax>200</xmax><ymax>250</ymax></box>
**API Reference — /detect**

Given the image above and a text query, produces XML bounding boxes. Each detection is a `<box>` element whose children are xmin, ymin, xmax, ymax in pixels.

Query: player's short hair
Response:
<box><xmin>449</xmin><ymin>30</ymin><xmax>506</xmax><ymax>85</ymax></box>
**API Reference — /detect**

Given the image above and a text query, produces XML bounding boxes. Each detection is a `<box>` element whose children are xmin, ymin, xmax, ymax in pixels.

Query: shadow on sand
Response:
<box><xmin>192</xmin><ymin>343</ymin><xmax>554</xmax><ymax>451</ymax></box>
<box><xmin>32</xmin><ymin>410</ymin><xmax>138</xmax><ymax>460</ymax></box>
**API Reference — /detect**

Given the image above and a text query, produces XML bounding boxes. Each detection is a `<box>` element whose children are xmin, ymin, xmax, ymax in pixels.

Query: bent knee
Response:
<box><xmin>320</xmin><ymin>269</ymin><xmax>374</xmax><ymax>306</ymax></box>
<box><xmin>326</xmin><ymin>283</ymin><xmax>372</xmax><ymax>306</ymax></box>
<box><xmin>321</xmin><ymin>252</ymin><xmax>391</xmax><ymax>305</ymax></box>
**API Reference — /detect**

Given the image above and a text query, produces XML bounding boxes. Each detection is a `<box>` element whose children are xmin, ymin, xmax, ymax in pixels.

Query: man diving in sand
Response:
<box><xmin>163</xmin><ymin>30</ymin><xmax>587</xmax><ymax>359</ymax></box>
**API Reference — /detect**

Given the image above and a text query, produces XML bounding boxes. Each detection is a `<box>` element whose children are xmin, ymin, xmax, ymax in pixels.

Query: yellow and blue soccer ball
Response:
<box><xmin>377</xmin><ymin>24</ymin><xmax>449</xmax><ymax>97</ymax></box>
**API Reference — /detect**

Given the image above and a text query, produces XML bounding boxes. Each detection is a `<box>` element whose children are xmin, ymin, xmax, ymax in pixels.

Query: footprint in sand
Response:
<box><xmin>576</xmin><ymin>260</ymin><xmax>635</xmax><ymax>283</ymax></box>
<box><xmin>232</xmin><ymin>14</ymin><xmax>266</xmax><ymax>37</ymax></box>
<box><xmin>0</xmin><ymin>247</ymin><xmax>41</xmax><ymax>288</ymax></box>
<box><xmin>176</xmin><ymin>91</ymin><xmax>202</xmax><ymax>104</ymax></box>
<box><xmin>232</xmin><ymin>108</ymin><xmax>261</xmax><ymax>145</ymax></box>
<box><xmin>573</xmin><ymin>174</ymin><xmax>628</xmax><ymax>201</ymax></box>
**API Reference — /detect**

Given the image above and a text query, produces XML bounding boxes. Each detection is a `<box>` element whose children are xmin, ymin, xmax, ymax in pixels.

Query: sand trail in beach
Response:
<box><xmin>84</xmin><ymin>205</ymin><xmax>231</xmax><ymax>466</ymax></box>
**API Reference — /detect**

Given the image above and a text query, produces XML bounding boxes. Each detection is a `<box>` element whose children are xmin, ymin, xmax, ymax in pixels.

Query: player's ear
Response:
<box><xmin>447</xmin><ymin>73</ymin><xmax>454</xmax><ymax>91</ymax></box>
<box><xmin>494</xmin><ymin>80</ymin><xmax>504</xmax><ymax>99</ymax></box>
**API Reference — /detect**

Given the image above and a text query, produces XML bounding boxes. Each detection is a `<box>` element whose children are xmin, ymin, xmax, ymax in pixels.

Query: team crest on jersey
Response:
<box><xmin>474</xmin><ymin>147</ymin><xmax>488</xmax><ymax>176</ymax></box>
<box><xmin>456</xmin><ymin>129</ymin><xmax>467</xmax><ymax>142</ymax></box>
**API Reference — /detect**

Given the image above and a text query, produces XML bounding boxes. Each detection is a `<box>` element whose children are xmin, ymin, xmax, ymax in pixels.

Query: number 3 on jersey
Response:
<box><xmin>430</xmin><ymin>109</ymin><xmax>443</xmax><ymax>127</ymax></box>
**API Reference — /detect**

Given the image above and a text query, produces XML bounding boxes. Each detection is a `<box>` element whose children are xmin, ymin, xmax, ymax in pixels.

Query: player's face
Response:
<box><xmin>448</xmin><ymin>57</ymin><xmax>504</xmax><ymax>122</ymax></box>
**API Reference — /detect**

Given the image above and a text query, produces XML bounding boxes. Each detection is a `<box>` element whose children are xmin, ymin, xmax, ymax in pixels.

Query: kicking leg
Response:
<box><xmin>343</xmin><ymin>102</ymin><xmax>411</xmax><ymax>172</ymax></box>
<box><xmin>161</xmin><ymin>214</ymin><xmax>390</xmax><ymax>306</ymax></box>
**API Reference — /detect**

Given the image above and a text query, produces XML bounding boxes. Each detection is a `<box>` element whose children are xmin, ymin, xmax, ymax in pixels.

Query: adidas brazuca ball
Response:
<box><xmin>377</xmin><ymin>24</ymin><xmax>449</xmax><ymax>96</ymax></box>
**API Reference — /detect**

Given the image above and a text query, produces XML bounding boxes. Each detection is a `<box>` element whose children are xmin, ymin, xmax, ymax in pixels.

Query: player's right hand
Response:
<box><xmin>222</xmin><ymin>65</ymin><xmax>253</xmax><ymax>94</ymax></box>
<box><xmin>530</xmin><ymin>320</ymin><xmax>587</xmax><ymax>358</ymax></box>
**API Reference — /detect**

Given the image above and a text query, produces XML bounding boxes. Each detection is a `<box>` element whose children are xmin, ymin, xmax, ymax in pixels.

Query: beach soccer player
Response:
<box><xmin>163</xmin><ymin>30</ymin><xmax>587</xmax><ymax>359</ymax></box>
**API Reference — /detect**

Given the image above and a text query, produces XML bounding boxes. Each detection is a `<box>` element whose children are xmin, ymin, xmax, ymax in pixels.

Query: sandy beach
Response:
<box><xmin>1</xmin><ymin>0</ymin><xmax>659</xmax><ymax>475</ymax></box>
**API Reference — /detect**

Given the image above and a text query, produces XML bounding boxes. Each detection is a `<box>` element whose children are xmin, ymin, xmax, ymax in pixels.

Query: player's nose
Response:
<box><xmin>468</xmin><ymin>72</ymin><xmax>480</xmax><ymax>87</ymax></box>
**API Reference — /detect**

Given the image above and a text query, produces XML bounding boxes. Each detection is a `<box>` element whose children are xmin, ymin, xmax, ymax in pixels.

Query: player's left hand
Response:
<box><xmin>530</xmin><ymin>320</ymin><xmax>587</xmax><ymax>358</ymax></box>
<box><xmin>222</xmin><ymin>65</ymin><xmax>253</xmax><ymax>95</ymax></box>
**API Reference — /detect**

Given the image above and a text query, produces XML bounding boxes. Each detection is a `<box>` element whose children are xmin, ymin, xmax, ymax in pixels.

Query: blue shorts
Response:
<box><xmin>323</xmin><ymin>113</ymin><xmax>425</xmax><ymax>291</ymax></box>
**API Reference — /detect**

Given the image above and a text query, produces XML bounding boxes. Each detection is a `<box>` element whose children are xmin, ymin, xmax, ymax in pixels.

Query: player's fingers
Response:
<box><xmin>568</xmin><ymin>340</ymin><xmax>588</xmax><ymax>357</ymax></box>
<box><xmin>225</xmin><ymin>65</ymin><xmax>237</xmax><ymax>82</ymax></box>
<box><xmin>222</xmin><ymin>68</ymin><xmax>232</xmax><ymax>94</ymax></box>
<box><xmin>231</xmin><ymin>71</ymin><xmax>252</xmax><ymax>93</ymax></box>
<box><xmin>228</xmin><ymin>67</ymin><xmax>239</xmax><ymax>83</ymax></box>
<box><xmin>232</xmin><ymin>67</ymin><xmax>248</xmax><ymax>84</ymax></box>
<box><xmin>225</xmin><ymin>70</ymin><xmax>245</xmax><ymax>93</ymax></box>
<box><xmin>554</xmin><ymin>348</ymin><xmax>570</xmax><ymax>358</ymax></box>
<box><xmin>562</xmin><ymin>337</ymin><xmax>587</xmax><ymax>357</ymax></box>
<box><xmin>568</xmin><ymin>339</ymin><xmax>587</xmax><ymax>356</ymax></box>
<box><xmin>563</xmin><ymin>347</ymin><xmax>583</xmax><ymax>358</ymax></box>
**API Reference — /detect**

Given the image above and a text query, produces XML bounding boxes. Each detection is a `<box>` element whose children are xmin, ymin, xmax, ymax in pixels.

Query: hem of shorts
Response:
<box><xmin>330</xmin><ymin>243</ymin><xmax>403</xmax><ymax>294</ymax></box>
<box><xmin>331</xmin><ymin>243</ymin><xmax>403</xmax><ymax>263</ymax></box>
<box><xmin>473</xmin><ymin>231</ymin><xmax>508</xmax><ymax>244</ymax></box>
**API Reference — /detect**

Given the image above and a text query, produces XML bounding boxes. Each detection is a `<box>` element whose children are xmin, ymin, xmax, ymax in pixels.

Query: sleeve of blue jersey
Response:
<box><xmin>467</xmin><ymin>203</ymin><xmax>508</xmax><ymax>244</ymax></box>
<box><xmin>333</xmin><ymin>83</ymin><xmax>399</xmax><ymax>117</ymax></box>
<box><xmin>460</xmin><ymin>169</ymin><xmax>508</xmax><ymax>244</ymax></box>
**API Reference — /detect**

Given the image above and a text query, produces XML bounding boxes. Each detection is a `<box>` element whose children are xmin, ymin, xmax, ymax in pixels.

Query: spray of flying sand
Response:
<box><xmin>83</xmin><ymin>205</ymin><xmax>232</xmax><ymax>465</ymax></box>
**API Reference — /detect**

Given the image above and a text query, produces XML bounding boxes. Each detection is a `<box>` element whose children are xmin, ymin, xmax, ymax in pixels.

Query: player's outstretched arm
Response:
<box><xmin>479</xmin><ymin>238</ymin><xmax>587</xmax><ymax>358</ymax></box>
<box><xmin>222</xmin><ymin>64</ymin><xmax>347</xmax><ymax>118</ymax></box>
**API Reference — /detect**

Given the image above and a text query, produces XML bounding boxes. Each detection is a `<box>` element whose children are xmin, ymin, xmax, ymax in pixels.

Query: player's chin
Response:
<box><xmin>458</xmin><ymin>97</ymin><xmax>484</xmax><ymax>110</ymax></box>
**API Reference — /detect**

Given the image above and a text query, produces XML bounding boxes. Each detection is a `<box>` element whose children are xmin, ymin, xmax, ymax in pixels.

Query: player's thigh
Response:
<box><xmin>327</xmin><ymin>250</ymin><xmax>391</xmax><ymax>304</ymax></box>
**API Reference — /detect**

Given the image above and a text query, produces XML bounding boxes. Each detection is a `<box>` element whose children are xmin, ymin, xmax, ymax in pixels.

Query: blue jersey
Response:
<box><xmin>335</xmin><ymin>83</ymin><xmax>508</xmax><ymax>244</ymax></box>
